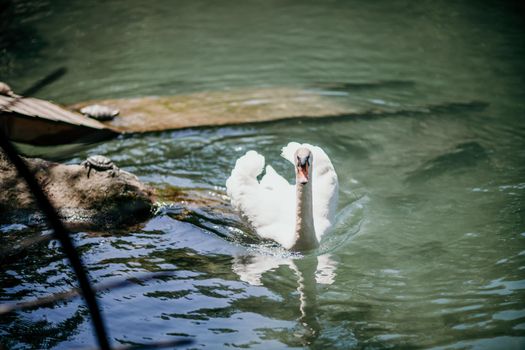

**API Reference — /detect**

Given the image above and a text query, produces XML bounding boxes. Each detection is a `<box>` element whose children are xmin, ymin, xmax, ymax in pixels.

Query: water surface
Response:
<box><xmin>1</xmin><ymin>1</ymin><xmax>525</xmax><ymax>349</ymax></box>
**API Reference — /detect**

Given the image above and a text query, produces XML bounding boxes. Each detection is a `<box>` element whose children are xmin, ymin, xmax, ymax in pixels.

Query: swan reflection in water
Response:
<box><xmin>232</xmin><ymin>251</ymin><xmax>337</xmax><ymax>343</ymax></box>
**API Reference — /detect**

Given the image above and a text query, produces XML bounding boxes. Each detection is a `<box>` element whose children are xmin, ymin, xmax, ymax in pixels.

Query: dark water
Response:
<box><xmin>1</xmin><ymin>1</ymin><xmax>525</xmax><ymax>349</ymax></box>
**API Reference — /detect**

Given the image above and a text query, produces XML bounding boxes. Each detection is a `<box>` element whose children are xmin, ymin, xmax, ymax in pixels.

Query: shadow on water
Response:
<box><xmin>405</xmin><ymin>142</ymin><xmax>489</xmax><ymax>184</ymax></box>
<box><xmin>236</xmin><ymin>100</ymin><xmax>490</xmax><ymax>133</ymax></box>
<box><xmin>0</xmin><ymin>309</ymin><xmax>87</xmax><ymax>349</ymax></box>
<box><xmin>309</xmin><ymin>80</ymin><xmax>416</xmax><ymax>92</ymax></box>
<box><xmin>153</xmin><ymin>185</ymin><xmax>260</xmax><ymax>245</ymax></box>
<box><xmin>0</xmin><ymin>0</ymin><xmax>49</xmax><ymax>77</ymax></box>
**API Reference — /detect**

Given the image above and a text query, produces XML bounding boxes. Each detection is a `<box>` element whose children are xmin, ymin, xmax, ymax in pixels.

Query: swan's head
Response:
<box><xmin>295</xmin><ymin>147</ymin><xmax>312</xmax><ymax>185</ymax></box>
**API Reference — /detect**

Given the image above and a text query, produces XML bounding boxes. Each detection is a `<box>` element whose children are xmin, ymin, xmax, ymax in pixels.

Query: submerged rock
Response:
<box><xmin>69</xmin><ymin>87</ymin><xmax>359</xmax><ymax>133</ymax></box>
<box><xmin>0</xmin><ymin>151</ymin><xmax>154</xmax><ymax>229</ymax></box>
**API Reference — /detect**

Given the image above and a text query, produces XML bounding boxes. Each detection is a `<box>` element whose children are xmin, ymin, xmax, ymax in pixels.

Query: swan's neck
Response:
<box><xmin>292</xmin><ymin>180</ymin><xmax>318</xmax><ymax>251</ymax></box>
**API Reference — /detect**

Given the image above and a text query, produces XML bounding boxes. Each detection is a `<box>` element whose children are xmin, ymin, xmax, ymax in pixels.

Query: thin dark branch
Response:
<box><xmin>0</xmin><ymin>272</ymin><xmax>174</xmax><ymax>314</ymax></box>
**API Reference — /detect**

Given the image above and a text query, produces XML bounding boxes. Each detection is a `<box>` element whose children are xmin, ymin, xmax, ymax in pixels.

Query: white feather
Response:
<box><xmin>226</xmin><ymin>142</ymin><xmax>338</xmax><ymax>249</ymax></box>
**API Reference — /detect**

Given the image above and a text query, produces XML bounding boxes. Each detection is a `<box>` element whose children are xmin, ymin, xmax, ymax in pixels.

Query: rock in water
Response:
<box><xmin>0</xmin><ymin>151</ymin><xmax>154</xmax><ymax>229</ymax></box>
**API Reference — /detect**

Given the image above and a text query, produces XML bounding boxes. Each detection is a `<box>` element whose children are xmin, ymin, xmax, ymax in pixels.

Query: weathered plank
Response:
<box><xmin>0</xmin><ymin>95</ymin><xmax>116</xmax><ymax>145</ymax></box>
<box><xmin>0</xmin><ymin>96</ymin><xmax>108</xmax><ymax>129</ymax></box>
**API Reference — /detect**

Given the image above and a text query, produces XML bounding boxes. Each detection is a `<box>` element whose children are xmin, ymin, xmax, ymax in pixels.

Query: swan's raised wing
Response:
<box><xmin>281</xmin><ymin>142</ymin><xmax>338</xmax><ymax>240</ymax></box>
<box><xmin>260</xmin><ymin>165</ymin><xmax>289</xmax><ymax>191</ymax></box>
<box><xmin>226</xmin><ymin>151</ymin><xmax>296</xmax><ymax>248</ymax></box>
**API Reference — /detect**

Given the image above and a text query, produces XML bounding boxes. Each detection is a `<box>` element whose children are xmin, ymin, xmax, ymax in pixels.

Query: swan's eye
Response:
<box><xmin>296</xmin><ymin>155</ymin><xmax>310</xmax><ymax>167</ymax></box>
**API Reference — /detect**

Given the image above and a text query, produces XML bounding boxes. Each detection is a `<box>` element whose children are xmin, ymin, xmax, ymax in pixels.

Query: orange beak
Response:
<box><xmin>297</xmin><ymin>163</ymin><xmax>309</xmax><ymax>184</ymax></box>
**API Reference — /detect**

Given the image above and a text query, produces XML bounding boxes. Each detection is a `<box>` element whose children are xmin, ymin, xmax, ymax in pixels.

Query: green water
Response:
<box><xmin>1</xmin><ymin>1</ymin><xmax>525</xmax><ymax>349</ymax></box>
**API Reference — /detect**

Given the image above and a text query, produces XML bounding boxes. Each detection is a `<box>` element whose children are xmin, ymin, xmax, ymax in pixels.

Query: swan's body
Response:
<box><xmin>226</xmin><ymin>142</ymin><xmax>338</xmax><ymax>250</ymax></box>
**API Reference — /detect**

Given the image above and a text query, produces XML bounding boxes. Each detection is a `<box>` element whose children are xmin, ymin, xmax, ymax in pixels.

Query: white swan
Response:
<box><xmin>226</xmin><ymin>142</ymin><xmax>338</xmax><ymax>251</ymax></box>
